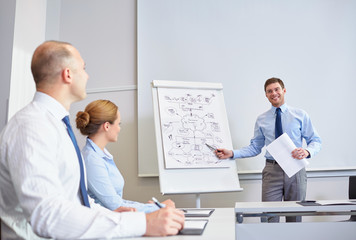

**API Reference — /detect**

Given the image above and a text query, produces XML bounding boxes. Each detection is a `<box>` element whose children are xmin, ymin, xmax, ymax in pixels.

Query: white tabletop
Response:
<box><xmin>235</xmin><ymin>201</ymin><xmax>356</xmax><ymax>240</ymax></box>
<box><xmin>235</xmin><ymin>200</ymin><xmax>356</xmax><ymax>213</ymax></box>
<box><xmin>119</xmin><ymin>208</ymin><xmax>235</xmax><ymax>240</ymax></box>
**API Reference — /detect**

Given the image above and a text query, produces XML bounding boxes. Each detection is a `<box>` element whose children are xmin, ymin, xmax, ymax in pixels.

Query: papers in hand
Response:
<box><xmin>266</xmin><ymin>133</ymin><xmax>309</xmax><ymax>178</ymax></box>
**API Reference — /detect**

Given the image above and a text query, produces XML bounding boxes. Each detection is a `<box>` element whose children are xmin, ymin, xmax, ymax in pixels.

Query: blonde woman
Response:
<box><xmin>76</xmin><ymin>100</ymin><xmax>174</xmax><ymax>213</ymax></box>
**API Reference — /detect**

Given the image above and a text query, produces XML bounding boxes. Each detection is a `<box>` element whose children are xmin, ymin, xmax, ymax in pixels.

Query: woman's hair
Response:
<box><xmin>76</xmin><ymin>100</ymin><xmax>118</xmax><ymax>136</ymax></box>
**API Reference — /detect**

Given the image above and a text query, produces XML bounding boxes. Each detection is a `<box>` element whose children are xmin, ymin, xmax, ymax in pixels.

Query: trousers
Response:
<box><xmin>261</xmin><ymin>161</ymin><xmax>307</xmax><ymax>222</ymax></box>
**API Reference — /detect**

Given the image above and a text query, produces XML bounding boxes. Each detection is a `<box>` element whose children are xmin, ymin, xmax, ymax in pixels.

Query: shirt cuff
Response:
<box><xmin>232</xmin><ymin>150</ymin><xmax>238</xmax><ymax>159</ymax></box>
<box><xmin>99</xmin><ymin>208</ymin><xmax>146</xmax><ymax>237</ymax></box>
<box><xmin>305</xmin><ymin>148</ymin><xmax>312</xmax><ymax>158</ymax></box>
<box><xmin>116</xmin><ymin>212</ymin><xmax>146</xmax><ymax>237</ymax></box>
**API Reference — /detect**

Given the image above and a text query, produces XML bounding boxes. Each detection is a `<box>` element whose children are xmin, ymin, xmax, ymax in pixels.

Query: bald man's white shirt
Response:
<box><xmin>0</xmin><ymin>92</ymin><xmax>146</xmax><ymax>239</ymax></box>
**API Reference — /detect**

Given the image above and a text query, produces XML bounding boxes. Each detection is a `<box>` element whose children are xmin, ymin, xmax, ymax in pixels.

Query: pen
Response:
<box><xmin>152</xmin><ymin>197</ymin><xmax>164</xmax><ymax>208</ymax></box>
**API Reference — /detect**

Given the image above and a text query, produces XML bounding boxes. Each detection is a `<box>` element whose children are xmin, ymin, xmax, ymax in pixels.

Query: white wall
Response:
<box><xmin>58</xmin><ymin>0</ymin><xmax>351</xmax><ymax>215</ymax></box>
<box><xmin>0</xmin><ymin>0</ymin><xmax>47</xmax><ymax>126</ymax></box>
<box><xmin>1</xmin><ymin>0</ymin><xmax>350</xmax><ymax>215</ymax></box>
<box><xmin>0</xmin><ymin>0</ymin><xmax>16</xmax><ymax>130</ymax></box>
<box><xmin>7</xmin><ymin>0</ymin><xmax>46</xmax><ymax>120</ymax></box>
<box><xmin>137</xmin><ymin>0</ymin><xmax>356</xmax><ymax>175</ymax></box>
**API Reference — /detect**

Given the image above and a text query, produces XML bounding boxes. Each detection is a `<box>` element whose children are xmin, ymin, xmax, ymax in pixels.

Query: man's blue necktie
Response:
<box><xmin>62</xmin><ymin>116</ymin><xmax>90</xmax><ymax>207</ymax></box>
<box><xmin>275</xmin><ymin>107</ymin><xmax>283</xmax><ymax>139</ymax></box>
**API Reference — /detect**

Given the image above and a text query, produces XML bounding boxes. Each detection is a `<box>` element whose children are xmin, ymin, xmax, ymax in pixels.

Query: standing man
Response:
<box><xmin>216</xmin><ymin>77</ymin><xmax>321</xmax><ymax>222</ymax></box>
<box><xmin>0</xmin><ymin>41</ymin><xmax>184</xmax><ymax>239</ymax></box>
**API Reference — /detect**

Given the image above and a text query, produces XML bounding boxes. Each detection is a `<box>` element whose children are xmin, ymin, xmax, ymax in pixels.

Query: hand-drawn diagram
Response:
<box><xmin>157</xmin><ymin>87</ymin><xmax>231</xmax><ymax>169</ymax></box>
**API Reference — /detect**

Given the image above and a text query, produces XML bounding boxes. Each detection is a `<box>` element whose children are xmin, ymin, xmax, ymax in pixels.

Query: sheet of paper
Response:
<box><xmin>316</xmin><ymin>200</ymin><xmax>356</xmax><ymax>205</ymax></box>
<box><xmin>182</xmin><ymin>208</ymin><xmax>215</xmax><ymax>217</ymax></box>
<box><xmin>157</xmin><ymin>87</ymin><xmax>231</xmax><ymax>169</ymax></box>
<box><xmin>185</xmin><ymin>210</ymin><xmax>212</xmax><ymax>215</ymax></box>
<box><xmin>266</xmin><ymin>133</ymin><xmax>309</xmax><ymax>177</ymax></box>
<box><xmin>183</xmin><ymin>220</ymin><xmax>208</xmax><ymax>229</ymax></box>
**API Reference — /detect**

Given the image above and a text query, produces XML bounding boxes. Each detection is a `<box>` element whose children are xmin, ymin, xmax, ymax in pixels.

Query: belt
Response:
<box><xmin>266</xmin><ymin>159</ymin><xmax>278</xmax><ymax>164</ymax></box>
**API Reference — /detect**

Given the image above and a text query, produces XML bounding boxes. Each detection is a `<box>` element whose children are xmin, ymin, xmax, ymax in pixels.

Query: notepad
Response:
<box><xmin>297</xmin><ymin>200</ymin><xmax>356</xmax><ymax>206</ymax></box>
<box><xmin>182</xmin><ymin>208</ymin><xmax>215</xmax><ymax>217</ymax></box>
<box><xmin>316</xmin><ymin>200</ymin><xmax>356</xmax><ymax>206</ymax></box>
<box><xmin>179</xmin><ymin>219</ymin><xmax>208</xmax><ymax>235</ymax></box>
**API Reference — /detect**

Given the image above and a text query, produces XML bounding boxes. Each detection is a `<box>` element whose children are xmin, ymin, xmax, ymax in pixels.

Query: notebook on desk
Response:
<box><xmin>181</xmin><ymin>208</ymin><xmax>215</xmax><ymax>217</ymax></box>
<box><xmin>297</xmin><ymin>200</ymin><xmax>356</xmax><ymax>206</ymax></box>
<box><xmin>297</xmin><ymin>200</ymin><xmax>321</xmax><ymax>206</ymax></box>
<box><xmin>316</xmin><ymin>200</ymin><xmax>356</xmax><ymax>206</ymax></box>
<box><xmin>179</xmin><ymin>219</ymin><xmax>209</xmax><ymax>235</ymax></box>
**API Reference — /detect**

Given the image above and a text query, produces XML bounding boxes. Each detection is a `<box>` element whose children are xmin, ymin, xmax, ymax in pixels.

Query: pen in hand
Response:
<box><xmin>152</xmin><ymin>197</ymin><xmax>164</xmax><ymax>208</ymax></box>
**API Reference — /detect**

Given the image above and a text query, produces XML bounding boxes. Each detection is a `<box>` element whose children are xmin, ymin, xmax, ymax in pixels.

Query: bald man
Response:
<box><xmin>0</xmin><ymin>41</ymin><xmax>184</xmax><ymax>239</ymax></box>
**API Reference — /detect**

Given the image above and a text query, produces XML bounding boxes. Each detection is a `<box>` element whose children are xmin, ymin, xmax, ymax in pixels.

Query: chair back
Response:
<box><xmin>349</xmin><ymin>176</ymin><xmax>356</xmax><ymax>199</ymax></box>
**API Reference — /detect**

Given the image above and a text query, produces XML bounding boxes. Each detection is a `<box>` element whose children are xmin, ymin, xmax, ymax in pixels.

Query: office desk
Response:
<box><xmin>235</xmin><ymin>201</ymin><xmax>356</xmax><ymax>240</ymax></box>
<box><xmin>122</xmin><ymin>208</ymin><xmax>235</xmax><ymax>240</ymax></box>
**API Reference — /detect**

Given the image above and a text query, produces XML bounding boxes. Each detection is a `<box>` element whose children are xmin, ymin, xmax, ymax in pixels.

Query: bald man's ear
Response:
<box><xmin>62</xmin><ymin>68</ymin><xmax>72</xmax><ymax>84</ymax></box>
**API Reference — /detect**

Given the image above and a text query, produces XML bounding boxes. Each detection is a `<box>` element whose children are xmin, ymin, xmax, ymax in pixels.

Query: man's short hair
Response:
<box><xmin>264</xmin><ymin>77</ymin><xmax>285</xmax><ymax>92</ymax></box>
<box><xmin>31</xmin><ymin>40</ymin><xmax>73</xmax><ymax>88</ymax></box>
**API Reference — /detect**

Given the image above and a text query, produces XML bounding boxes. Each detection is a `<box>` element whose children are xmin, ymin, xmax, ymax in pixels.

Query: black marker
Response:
<box><xmin>205</xmin><ymin>143</ymin><xmax>222</xmax><ymax>152</ymax></box>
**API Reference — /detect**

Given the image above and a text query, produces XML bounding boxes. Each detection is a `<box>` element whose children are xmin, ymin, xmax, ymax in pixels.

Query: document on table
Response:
<box><xmin>182</xmin><ymin>209</ymin><xmax>215</xmax><ymax>217</ymax></box>
<box><xmin>266</xmin><ymin>133</ymin><xmax>309</xmax><ymax>178</ymax></box>
<box><xmin>316</xmin><ymin>200</ymin><xmax>356</xmax><ymax>205</ymax></box>
<box><xmin>179</xmin><ymin>219</ymin><xmax>209</xmax><ymax>235</ymax></box>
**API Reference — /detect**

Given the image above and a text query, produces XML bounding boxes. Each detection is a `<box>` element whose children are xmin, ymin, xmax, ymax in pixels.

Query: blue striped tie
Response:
<box><xmin>275</xmin><ymin>108</ymin><xmax>283</xmax><ymax>139</ymax></box>
<box><xmin>62</xmin><ymin>116</ymin><xmax>90</xmax><ymax>207</ymax></box>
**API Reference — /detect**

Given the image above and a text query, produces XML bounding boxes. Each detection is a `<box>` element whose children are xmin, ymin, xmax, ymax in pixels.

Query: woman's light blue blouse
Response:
<box><xmin>82</xmin><ymin>138</ymin><xmax>159</xmax><ymax>213</ymax></box>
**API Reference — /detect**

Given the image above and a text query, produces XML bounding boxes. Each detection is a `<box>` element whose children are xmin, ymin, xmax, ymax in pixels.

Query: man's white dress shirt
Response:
<box><xmin>0</xmin><ymin>92</ymin><xmax>146</xmax><ymax>239</ymax></box>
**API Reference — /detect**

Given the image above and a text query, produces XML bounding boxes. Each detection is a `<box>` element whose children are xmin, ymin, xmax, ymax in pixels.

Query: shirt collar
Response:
<box><xmin>86</xmin><ymin>138</ymin><xmax>113</xmax><ymax>161</ymax></box>
<box><xmin>33</xmin><ymin>91</ymin><xmax>69</xmax><ymax>120</ymax></box>
<box><xmin>271</xmin><ymin>103</ymin><xmax>287</xmax><ymax>114</ymax></box>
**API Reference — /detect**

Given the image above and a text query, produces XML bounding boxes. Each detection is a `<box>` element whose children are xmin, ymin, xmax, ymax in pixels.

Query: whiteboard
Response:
<box><xmin>152</xmin><ymin>80</ymin><xmax>242</xmax><ymax>194</ymax></box>
<box><xmin>138</xmin><ymin>0</ymin><xmax>356</xmax><ymax>176</ymax></box>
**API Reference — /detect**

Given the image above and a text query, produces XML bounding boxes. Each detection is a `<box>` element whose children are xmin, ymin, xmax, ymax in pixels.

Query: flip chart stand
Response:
<box><xmin>152</xmin><ymin>80</ymin><xmax>243</xmax><ymax>205</ymax></box>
